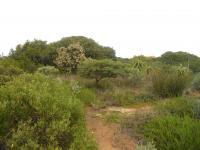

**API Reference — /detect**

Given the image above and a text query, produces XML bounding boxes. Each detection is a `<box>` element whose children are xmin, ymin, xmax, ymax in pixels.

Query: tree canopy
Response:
<box><xmin>160</xmin><ymin>51</ymin><xmax>200</xmax><ymax>73</ymax></box>
<box><xmin>8</xmin><ymin>36</ymin><xmax>116</xmax><ymax>72</ymax></box>
<box><xmin>54</xmin><ymin>43</ymin><xmax>85</xmax><ymax>73</ymax></box>
<box><xmin>79</xmin><ymin>59</ymin><xmax>121</xmax><ymax>85</ymax></box>
<box><xmin>51</xmin><ymin>36</ymin><xmax>116</xmax><ymax>59</ymax></box>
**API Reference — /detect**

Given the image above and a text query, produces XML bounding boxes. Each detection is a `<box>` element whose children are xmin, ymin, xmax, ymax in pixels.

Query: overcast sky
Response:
<box><xmin>0</xmin><ymin>0</ymin><xmax>200</xmax><ymax>58</ymax></box>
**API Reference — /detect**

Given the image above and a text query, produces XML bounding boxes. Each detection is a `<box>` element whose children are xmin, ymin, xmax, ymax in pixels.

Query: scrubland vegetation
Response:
<box><xmin>0</xmin><ymin>36</ymin><xmax>200</xmax><ymax>150</ymax></box>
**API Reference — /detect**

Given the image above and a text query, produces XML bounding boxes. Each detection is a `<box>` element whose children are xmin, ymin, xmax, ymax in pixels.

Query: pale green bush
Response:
<box><xmin>36</xmin><ymin>66</ymin><xmax>59</xmax><ymax>76</ymax></box>
<box><xmin>151</xmin><ymin>69</ymin><xmax>191</xmax><ymax>98</ymax></box>
<box><xmin>144</xmin><ymin>116</ymin><xmax>200</xmax><ymax>150</ymax></box>
<box><xmin>0</xmin><ymin>74</ymin><xmax>97</xmax><ymax>149</ymax></box>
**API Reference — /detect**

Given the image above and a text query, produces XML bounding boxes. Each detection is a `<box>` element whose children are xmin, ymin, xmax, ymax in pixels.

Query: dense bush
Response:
<box><xmin>127</xmin><ymin>68</ymin><xmax>143</xmax><ymax>87</ymax></box>
<box><xmin>0</xmin><ymin>65</ymin><xmax>23</xmax><ymax>76</ymax></box>
<box><xmin>36</xmin><ymin>66</ymin><xmax>59</xmax><ymax>76</ymax></box>
<box><xmin>151</xmin><ymin>69</ymin><xmax>191</xmax><ymax>98</ymax></box>
<box><xmin>191</xmin><ymin>73</ymin><xmax>200</xmax><ymax>91</ymax></box>
<box><xmin>0</xmin><ymin>65</ymin><xmax>23</xmax><ymax>85</ymax></box>
<box><xmin>160</xmin><ymin>51</ymin><xmax>200</xmax><ymax>73</ymax></box>
<box><xmin>112</xmin><ymin>89</ymin><xmax>135</xmax><ymax>106</ymax></box>
<box><xmin>0</xmin><ymin>75</ymin><xmax>11</xmax><ymax>86</ymax></box>
<box><xmin>157</xmin><ymin>97</ymin><xmax>200</xmax><ymax>119</ymax></box>
<box><xmin>0</xmin><ymin>74</ymin><xmax>97</xmax><ymax>149</ymax></box>
<box><xmin>52</xmin><ymin>36</ymin><xmax>116</xmax><ymax>59</ymax></box>
<box><xmin>76</xmin><ymin>88</ymin><xmax>96</xmax><ymax>105</ymax></box>
<box><xmin>9</xmin><ymin>36</ymin><xmax>116</xmax><ymax>70</ymax></box>
<box><xmin>144</xmin><ymin>116</ymin><xmax>200</xmax><ymax>150</ymax></box>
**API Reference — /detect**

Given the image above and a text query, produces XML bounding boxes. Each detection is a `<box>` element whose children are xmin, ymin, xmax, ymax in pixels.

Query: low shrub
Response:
<box><xmin>36</xmin><ymin>66</ymin><xmax>59</xmax><ymax>76</ymax></box>
<box><xmin>0</xmin><ymin>75</ymin><xmax>12</xmax><ymax>86</ymax></box>
<box><xmin>77</xmin><ymin>88</ymin><xmax>96</xmax><ymax>105</ymax></box>
<box><xmin>151</xmin><ymin>69</ymin><xmax>191</xmax><ymax>98</ymax></box>
<box><xmin>133</xmin><ymin>92</ymin><xmax>156</xmax><ymax>102</ymax></box>
<box><xmin>112</xmin><ymin>89</ymin><xmax>135</xmax><ymax>106</ymax></box>
<box><xmin>0</xmin><ymin>74</ymin><xmax>97</xmax><ymax>149</ymax></box>
<box><xmin>191</xmin><ymin>73</ymin><xmax>200</xmax><ymax>91</ymax></box>
<box><xmin>121</xmin><ymin>111</ymin><xmax>156</xmax><ymax>141</ymax></box>
<box><xmin>157</xmin><ymin>97</ymin><xmax>200</xmax><ymax>119</ymax></box>
<box><xmin>127</xmin><ymin>68</ymin><xmax>143</xmax><ymax>87</ymax></box>
<box><xmin>0</xmin><ymin>65</ymin><xmax>23</xmax><ymax>76</ymax></box>
<box><xmin>144</xmin><ymin>116</ymin><xmax>200</xmax><ymax>150</ymax></box>
<box><xmin>0</xmin><ymin>65</ymin><xmax>23</xmax><ymax>85</ymax></box>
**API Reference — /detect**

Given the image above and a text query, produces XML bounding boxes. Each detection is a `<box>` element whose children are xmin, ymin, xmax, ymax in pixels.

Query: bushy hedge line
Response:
<box><xmin>144</xmin><ymin>116</ymin><xmax>200</xmax><ymax>150</ymax></box>
<box><xmin>151</xmin><ymin>69</ymin><xmax>191</xmax><ymax>98</ymax></box>
<box><xmin>0</xmin><ymin>65</ymin><xmax>23</xmax><ymax>85</ymax></box>
<box><xmin>0</xmin><ymin>74</ymin><xmax>97</xmax><ymax>149</ymax></box>
<box><xmin>143</xmin><ymin>97</ymin><xmax>200</xmax><ymax>150</ymax></box>
<box><xmin>157</xmin><ymin>97</ymin><xmax>200</xmax><ymax>119</ymax></box>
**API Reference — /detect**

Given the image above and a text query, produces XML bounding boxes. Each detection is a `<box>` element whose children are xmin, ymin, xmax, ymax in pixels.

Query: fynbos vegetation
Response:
<box><xmin>0</xmin><ymin>36</ymin><xmax>200</xmax><ymax>150</ymax></box>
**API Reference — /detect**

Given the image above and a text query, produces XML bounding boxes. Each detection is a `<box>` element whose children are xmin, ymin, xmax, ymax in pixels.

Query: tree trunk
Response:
<box><xmin>71</xmin><ymin>66</ymin><xmax>77</xmax><ymax>74</ymax></box>
<box><xmin>95</xmin><ymin>77</ymin><xmax>101</xmax><ymax>86</ymax></box>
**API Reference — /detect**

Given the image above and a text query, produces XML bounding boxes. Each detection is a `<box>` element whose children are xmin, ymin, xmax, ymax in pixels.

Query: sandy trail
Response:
<box><xmin>86</xmin><ymin>107</ymin><xmax>136</xmax><ymax>150</ymax></box>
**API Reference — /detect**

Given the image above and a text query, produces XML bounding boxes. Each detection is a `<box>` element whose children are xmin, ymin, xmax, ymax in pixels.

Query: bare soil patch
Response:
<box><xmin>86</xmin><ymin>107</ymin><xmax>136</xmax><ymax>150</ymax></box>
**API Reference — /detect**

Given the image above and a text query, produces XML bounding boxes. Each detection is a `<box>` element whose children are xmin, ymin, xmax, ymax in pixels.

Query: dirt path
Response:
<box><xmin>105</xmin><ymin>106</ymin><xmax>152</xmax><ymax>115</ymax></box>
<box><xmin>86</xmin><ymin>107</ymin><xmax>136</xmax><ymax>150</ymax></box>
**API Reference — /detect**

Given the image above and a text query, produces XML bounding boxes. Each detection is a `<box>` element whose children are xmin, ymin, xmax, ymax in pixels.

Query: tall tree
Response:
<box><xmin>160</xmin><ymin>51</ymin><xmax>200</xmax><ymax>73</ymax></box>
<box><xmin>51</xmin><ymin>36</ymin><xmax>116</xmax><ymax>59</ymax></box>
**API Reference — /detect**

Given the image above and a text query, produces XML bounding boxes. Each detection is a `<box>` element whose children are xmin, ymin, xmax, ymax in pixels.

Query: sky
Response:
<box><xmin>0</xmin><ymin>0</ymin><xmax>200</xmax><ymax>58</ymax></box>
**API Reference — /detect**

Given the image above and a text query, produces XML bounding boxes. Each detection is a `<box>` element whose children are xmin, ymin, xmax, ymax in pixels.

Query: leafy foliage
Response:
<box><xmin>144</xmin><ymin>116</ymin><xmax>200</xmax><ymax>150</ymax></box>
<box><xmin>79</xmin><ymin>59</ymin><xmax>122</xmax><ymax>85</ymax></box>
<box><xmin>36</xmin><ymin>66</ymin><xmax>59</xmax><ymax>76</ymax></box>
<box><xmin>0</xmin><ymin>62</ymin><xmax>23</xmax><ymax>85</ymax></box>
<box><xmin>54</xmin><ymin>43</ymin><xmax>85</xmax><ymax>73</ymax></box>
<box><xmin>151</xmin><ymin>68</ymin><xmax>191</xmax><ymax>98</ymax></box>
<box><xmin>10</xmin><ymin>40</ymin><xmax>55</xmax><ymax>65</ymax></box>
<box><xmin>0</xmin><ymin>74</ymin><xmax>97</xmax><ymax>149</ymax></box>
<box><xmin>52</xmin><ymin>36</ymin><xmax>116</xmax><ymax>59</ymax></box>
<box><xmin>76</xmin><ymin>88</ymin><xmax>96</xmax><ymax>105</ymax></box>
<box><xmin>157</xmin><ymin>97</ymin><xmax>200</xmax><ymax>119</ymax></box>
<box><xmin>160</xmin><ymin>51</ymin><xmax>200</xmax><ymax>73</ymax></box>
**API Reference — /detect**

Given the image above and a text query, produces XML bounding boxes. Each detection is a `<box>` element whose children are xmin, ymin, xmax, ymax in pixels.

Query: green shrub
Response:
<box><xmin>127</xmin><ymin>68</ymin><xmax>143</xmax><ymax>87</ymax></box>
<box><xmin>36</xmin><ymin>66</ymin><xmax>59</xmax><ymax>76</ymax></box>
<box><xmin>144</xmin><ymin>116</ymin><xmax>200</xmax><ymax>150</ymax></box>
<box><xmin>133</xmin><ymin>92</ymin><xmax>156</xmax><ymax>102</ymax></box>
<box><xmin>0</xmin><ymin>65</ymin><xmax>23</xmax><ymax>76</ymax></box>
<box><xmin>157</xmin><ymin>97</ymin><xmax>200</xmax><ymax>118</ymax></box>
<box><xmin>151</xmin><ymin>69</ymin><xmax>191</xmax><ymax>98</ymax></box>
<box><xmin>0</xmin><ymin>75</ymin><xmax>12</xmax><ymax>86</ymax></box>
<box><xmin>0</xmin><ymin>74</ymin><xmax>97</xmax><ymax>149</ymax></box>
<box><xmin>0</xmin><ymin>65</ymin><xmax>23</xmax><ymax>85</ymax></box>
<box><xmin>191</xmin><ymin>73</ymin><xmax>200</xmax><ymax>91</ymax></box>
<box><xmin>77</xmin><ymin>88</ymin><xmax>96</xmax><ymax>105</ymax></box>
<box><xmin>112</xmin><ymin>89</ymin><xmax>135</xmax><ymax>106</ymax></box>
<box><xmin>121</xmin><ymin>111</ymin><xmax>156</xmax><ymax>141</ymax></box>
<box><xmin>79</xmin><ymin>59</ymin><xmax>122</xmax><ymax>85</ymax></box>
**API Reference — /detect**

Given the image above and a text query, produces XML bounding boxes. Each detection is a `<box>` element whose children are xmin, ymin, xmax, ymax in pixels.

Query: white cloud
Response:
<box><xmin>0</xmin><ymin>0</ymin><xmax>200</xmax><ymax>57</ymax></box>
